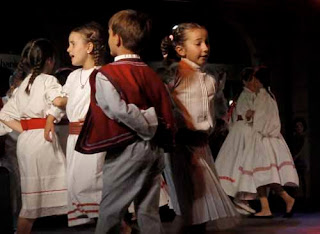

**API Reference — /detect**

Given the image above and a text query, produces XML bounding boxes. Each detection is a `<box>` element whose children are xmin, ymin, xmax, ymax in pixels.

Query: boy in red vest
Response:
<box><xmin>75</xmin><ymin>9</ymin><xmax>175</xmax><ymax>234</ymax></box>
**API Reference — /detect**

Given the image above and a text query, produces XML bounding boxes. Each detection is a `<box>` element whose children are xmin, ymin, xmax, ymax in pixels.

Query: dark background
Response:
<box><xmin>1</xmin><ymin>0</ymin><xmax>320</xmax><ymax>209</ymax></box>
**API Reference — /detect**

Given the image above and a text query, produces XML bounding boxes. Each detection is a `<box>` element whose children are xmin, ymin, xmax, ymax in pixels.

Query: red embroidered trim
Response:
<box><xmin>219</xmin><ymin>161</ymin><xmax>295</xmax><ymax>183</ymax></box>
<box><xmin>219</xmin><ymin>176</ymin><xmax>236</xmax><ymax>183</ymax></box>
<box><xmin>68</xmin><ymin>202</ymin><xmax>100</xmax><ymax>215</ymax></box>
<box><xmin>239</xmin><ymin>161</ymin><xmax>295</xmax><ymax>176</ymax></box>
<box><xmin>22</xmin><ymin>188</ymin><xmax>67</xmax><ymax>195</ymax></box>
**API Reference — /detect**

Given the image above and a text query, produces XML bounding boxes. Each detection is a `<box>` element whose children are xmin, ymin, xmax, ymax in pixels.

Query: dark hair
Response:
<box><xmin>240</xmin><ymin>67</ymin><xmax>254</xmax><ymax>84</ymax></box>
<box><xmin>54</xmin><ymin>67</ymin><xmax>74</xmax><ymax>86</ymax></box>
<box><xmin>71</xmin><ymin>21</ymin><xmax>107</xmax><ymax>66</ymax></box>
<box><xmin>254</xmin><ymin>66</ymin><xmax>274</xmax><ymax>98</ymax></box>
<box><xmin>108</xmin><ymin>9</ymin><xmax>152</xmax><ymax>54</ymax></box>
<box><xmin>7</xmin><ymin>40</ymin><xmax>34</xmax><ymax>97</ymax></box>
<box><xmin>25</xmin><ymin>38</ymin><xmax>56</xmax><ymax>94</ymax></box>
<box><xmin>161</xmin><ymin>23</ymin><xmax>207</xmax><ymax>61</ymax></box>
<box><xmin>160</xmin><ymin>35</ymin><xmax>180</xmax><ymax>67</ymax></box>
<box><xmin>254</xmin><ymin>66</ymin><xmax>271</xmax><ymax>89</ymax></box>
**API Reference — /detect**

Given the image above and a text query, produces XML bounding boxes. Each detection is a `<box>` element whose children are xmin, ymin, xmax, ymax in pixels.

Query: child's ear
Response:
<box><xmin>87</xmin><ymin>42</ymin><xmax>94</xmax><ymax>54</ymax></box>
<box><xmin>175</xmin><ymin>45</ymin><xmax>186</xmax><ymax>57</ymax></box>
<box><xmin>116</xmin><ymin>34</ymin><xmax>121</xmax><ymax>47</ymax></box>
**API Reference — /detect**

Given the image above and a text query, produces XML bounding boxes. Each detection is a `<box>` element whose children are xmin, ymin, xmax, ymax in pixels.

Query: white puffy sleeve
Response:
<box><xmin>44</xmin><ymin>75</ymin><xmax>65</xmax><ymax>121</ymax></box>
<box><xmin>0</xmin><ymin>90</ymin><xmax>20</xmax><ymax>122</ymax></box>
<box><xmin>0</xmin><ymin>122</ymin><xmax>12</xmax><ymax>136</ymax></box>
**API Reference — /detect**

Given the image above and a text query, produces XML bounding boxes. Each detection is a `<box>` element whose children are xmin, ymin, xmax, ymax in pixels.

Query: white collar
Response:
<box><xmin>182</xmin><ymin>58</ymin><xmax>201</xmax><ymax>70</ymax></box>
<box><xmin>114</xmin><ymin>54</ymin><xmax>140</xmax><ymax>62</ymax></box>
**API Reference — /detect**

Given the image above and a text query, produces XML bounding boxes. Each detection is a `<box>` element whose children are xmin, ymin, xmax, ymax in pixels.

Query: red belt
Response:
<box><xmin>20</xmin><ymin>118</ymin><xmax>47</xmax><ymax>131</ymax></box>
<box><xmin>69</xmin><ymin>122</ymin><xmax>83</xmax><ymax>135</ymax></box>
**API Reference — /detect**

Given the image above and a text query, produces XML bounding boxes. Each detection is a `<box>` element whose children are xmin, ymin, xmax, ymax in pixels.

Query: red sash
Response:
<box><xmin>20</xmin><ymin>118</ymin><xmax>46</xmax><ymax>131</ymax></box>
<box><xmin>69</xmin><ymin>122</ymin><xmax>83</xmax><ymax>135</ymax></box>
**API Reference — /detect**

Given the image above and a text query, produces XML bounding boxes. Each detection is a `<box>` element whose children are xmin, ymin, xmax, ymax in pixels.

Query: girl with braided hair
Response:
<box><xmin>47</xmin><ymin>21</ymin><xmax>108</xmax><ymax>227</ymax></box>
<box><xmin>0</xmin><ymin>38</ymin><xmax>68</xmax><ymax>234</ymax></box>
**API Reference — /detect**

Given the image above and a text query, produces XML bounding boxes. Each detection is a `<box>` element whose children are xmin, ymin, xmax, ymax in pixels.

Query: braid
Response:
<box><xmin>21</xmin><ymin>38</ymin><xmax>55</xmax><ymax>95</ymax></box>
<box><xmin>92</xmin><ymin>40</ymin><xmax>106</xmax><ymax>66</ymax></box>
<box><xmin>7</xmin><ymin>58</ymin><xmax>28</xmax><ymax>97</ymax></box>
<box><xmin>25</xmin><ymin>64</ymin><xmax>41</xmax><ymax>94</ymax></box>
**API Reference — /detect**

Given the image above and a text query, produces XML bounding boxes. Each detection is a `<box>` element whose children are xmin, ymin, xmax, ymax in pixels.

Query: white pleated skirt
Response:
<box><xmin>166</xmin><ymin>142</ymin><xmax>240</xmax><ymax>226</ymax></box>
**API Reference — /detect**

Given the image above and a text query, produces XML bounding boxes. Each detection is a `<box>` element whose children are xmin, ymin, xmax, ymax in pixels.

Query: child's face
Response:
<box><xmin>178</xmin><ymin>28</ymin><xmax>210</xmax><ymax>67</ymax></box>
<box><xmin>295</xmin><ymin>122</ymin><xmax>304</xmax><ymax>134</ymax></box>
<box><xmin>67</xmin><ymin>32</ymin><xmax>90</xmax><ymax>67</ymax></box>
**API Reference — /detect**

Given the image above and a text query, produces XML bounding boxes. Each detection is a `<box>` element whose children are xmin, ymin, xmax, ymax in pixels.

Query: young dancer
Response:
<box><xmin>46</xmin><ymin>21</ymin><xmax>108</xmax><ymax>227</ymax></box>
<box><xmin>246</xmin><ymin>66</ymin><xmax>298</xmax><ymax>218</ymax></box>
<box><xmin>215</xmin><ymin>67</ymin><xmax>257</xmax><ymax>215</ymax></box>
<box><xmin>0</xmin><ymin>38</ymin><xmax>67</xmax><ymax>234</ymax></box>
<box><xmin>161</xmin><ymin>23</ymin><xmax>239</xmax><ymax>233</ymax></box>
<box><xmin>75</xmin><ymin>10</ymin><xmax>175</xmax><ymax>234</ymax></box>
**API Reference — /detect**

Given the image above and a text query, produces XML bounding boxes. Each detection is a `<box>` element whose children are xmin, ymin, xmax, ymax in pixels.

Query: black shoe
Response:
<box><xmin>283</xmin><ymin>202</ymin><xmax>295</xmax><ymax>218</ymax></box>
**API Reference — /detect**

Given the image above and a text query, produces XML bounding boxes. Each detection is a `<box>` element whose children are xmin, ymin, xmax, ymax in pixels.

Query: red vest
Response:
<box><xmin>75</xmin><ymin>59</ymin><xmax>176</xmax><ymax>154</ymax></box>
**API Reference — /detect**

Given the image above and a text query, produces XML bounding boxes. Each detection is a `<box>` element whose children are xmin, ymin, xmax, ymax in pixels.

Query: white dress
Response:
<box><xmin>62</xmin><ymin>68</ymin><xmax>106</xmax><ymax>226</ymax></box>
<box><xmin>167</xmin><ymin>58</ymin><xmax>239</xmax><ymax>226</ymax></box>
<box><xmin>0</xmin><ymin>74</ymin><xmax>67</xmax><ymax>218</ymax></box>
<box><xmin>215</xmin><ymin>87</ymin><xmax>257</xmax><ymax>199</ymax></box>
<box><xmin>241</xmin><ymin>88</ymin><xmax>299</xmax><ymax>190</ymax></box>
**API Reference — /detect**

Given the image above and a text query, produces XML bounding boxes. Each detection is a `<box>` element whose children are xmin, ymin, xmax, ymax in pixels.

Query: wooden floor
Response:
<box><xmin>28</xmin><ymin>211</ymin><xmax>320</xmax><ymax>234</ymax></box>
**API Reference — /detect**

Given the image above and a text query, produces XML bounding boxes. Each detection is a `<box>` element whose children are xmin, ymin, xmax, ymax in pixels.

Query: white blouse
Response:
<box><xmin>172</xmin><ymin>58</ymin><xmax>216</xmax><ymax>133</ymax></box>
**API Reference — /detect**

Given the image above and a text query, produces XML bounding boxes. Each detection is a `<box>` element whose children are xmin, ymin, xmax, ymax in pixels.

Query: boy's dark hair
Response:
<box><xmin>108</xmin><ymin>9</ymin><xmax>152</xmax><ymax>54</ymax></box>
